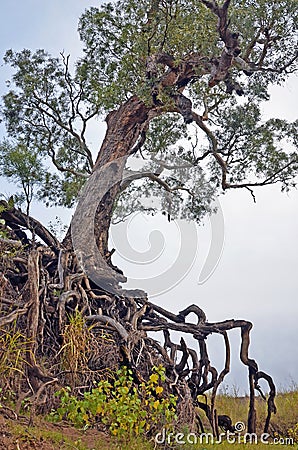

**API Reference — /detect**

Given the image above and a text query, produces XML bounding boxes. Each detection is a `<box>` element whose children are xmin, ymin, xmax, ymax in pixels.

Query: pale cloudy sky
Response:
<box><xmin>0</xmin><ymin>1</ymin><xmax>297</xmax><ymax>394</ymax></box>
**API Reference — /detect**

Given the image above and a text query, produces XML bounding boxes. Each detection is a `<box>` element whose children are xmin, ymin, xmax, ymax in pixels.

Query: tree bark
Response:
<box><xmin>93</xmin><ymin>96</ymin><xmax>150</xmax><ymax>258</ymax></box>
<box><xmin>0</xmin><ymin>2</ymin><xmax>281</xmax><ymax>432</ymax></box>
<box><xmin>62</xmin><ymin>96</ymin><xmax>150</xmax><ymax>261</ymax></box>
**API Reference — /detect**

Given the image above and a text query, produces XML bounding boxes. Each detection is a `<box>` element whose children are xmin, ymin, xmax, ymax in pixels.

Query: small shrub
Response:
<box><xmin>52</xmin><ymin>365</ymin><xmax>177</xmax><ymax>440</ymax></box>
<box><xmin>287</xmin><ymin>423</ymin><xmax>298</xmax><ymax>443</ymax></box>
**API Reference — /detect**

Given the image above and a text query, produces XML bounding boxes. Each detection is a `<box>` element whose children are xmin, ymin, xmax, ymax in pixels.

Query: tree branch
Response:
<box><xmin>0</xmin><ymin>200</ymin><xmax>60</xmax><ymax>251</ymax></box>
<box><xmin>192</xmin><ymin>111</ymin><xmax>228</xmax><ymax>189</ymax></box>
<box><xmin>85</xmin><ymin>315</ymin><xmax>129</xmax><ymax>342</ymax></box>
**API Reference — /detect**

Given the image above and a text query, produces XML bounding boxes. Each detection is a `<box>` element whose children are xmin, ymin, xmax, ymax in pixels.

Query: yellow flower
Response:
<box><xmin>156</xmin><ymin>386</ymin><xmax>163</xmax><ymax>394</ymax></box>
<box><xmin>149</xmin><ymin>374</ymin><xmax>159</xmax><ymax>384</ymax></box>
<box><xmin>153</xmin><ymin>400</ymin><xmax>160</xmax><ymax>409</ymax></box>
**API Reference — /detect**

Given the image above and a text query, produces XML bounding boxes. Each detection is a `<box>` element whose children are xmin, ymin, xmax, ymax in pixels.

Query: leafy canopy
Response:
<box><xmin>0</xmin><ymin>140</ymin><xmax>45</xmax><ymax>215</ymax></box>
<box><xmin>0</xmin><ymin>0</ymin><xmax>297</xmax><ymax>220</ymax></box>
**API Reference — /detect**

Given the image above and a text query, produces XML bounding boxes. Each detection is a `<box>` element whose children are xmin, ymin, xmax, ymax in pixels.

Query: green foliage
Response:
<box><xmin>78</xmin><ymin>0</ymin><xmax>297</xmax><ymax>108</ymax></box>
<box><xmin>0</xmin><ymin>225</ymin><xmax>8</xmax><ymax>240</ymax></box>
<box><xmin>0</xmin><ymin>240</ymin><xmax>22</xmax><ymax>264</ymax></box>
<box><xmin>113</xmin><ymin>112</ymin><xmax>216</xmax><ymax>223</ymax></box>
<box><xmin>52</xmin><ymin>365</ymin><xmax>177</xmax><ymax>440</ymax></box>
<box><xmin>0</xmin><ymin>212</ymin><xmax>26</xmax><ymax>267</ymax></box>
<box><xmin>77</xmin><ymin>0</ymin><xmax>217</xmax><ymax>109</ymax></box>
<box><xmin>0</xmin><ymin>0</ymin><xmax>297</xmax><ymax>218</ymax></box>
<box><xmin>38</xmin><ymin>171</ymin><xmax>86</xmax><ymax>208</ymax></box>
<box><xmin>287</xmin><ymin>423</ymin><xmax>298</xmax><ymax>443</ymax></box>
<box><xmin>231</xmin><ymin>0</ymin><xmax>297</xmax><ymax>81</ymax></box>
<box><xmin>211</xmin><ymin>103</ymin><xmax>298</xmax><ymax>190</ymax></box>
<box><xmin>0</xmin><ymin>204</ymin><xmax>9</xmax><ymax>240</ymax></box>
<box><xmin>77</xmin><ymin>0</ymin><xmax>298</xmax><ymax>217</ymax></box>
<box><xmin>0</xmin><ymin>140</ymin><xmax>46</xmax><ymax>214</ymax></box>
<box><xmin>1</xmin><ymin>49</ymin><xmax>94</xmax><ymax>208</ymax></box>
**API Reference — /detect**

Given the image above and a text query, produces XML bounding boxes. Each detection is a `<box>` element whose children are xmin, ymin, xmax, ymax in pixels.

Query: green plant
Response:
<box><xmin>52</xmin><ymin>365</ymin><xmax>177</xmax><ymax>441</ymax></box>
<box><xmin>0</xmin><ymin>140</ymin><xmax>46</xmax><ymax>216</ymax></box>
<box><xmin>0</xmin><ymin>241</ymin><xmax>23</xmax><ymax>262</ymax></box>
<box><xmin>287</xmin><ymin>423</ymin><xmax>298</xmax><ymax>443</ymax></box>
<box><xmin>0</xmin><ymin>206</ymin><xmax>25</xmax><ymax>268</ymax></box>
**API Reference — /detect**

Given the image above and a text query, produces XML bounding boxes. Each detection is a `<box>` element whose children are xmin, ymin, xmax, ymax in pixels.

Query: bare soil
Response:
<box><xmin>0</xmin><ymin>414</ymin><xmax>112</xmax><ymax>450</ymax></box>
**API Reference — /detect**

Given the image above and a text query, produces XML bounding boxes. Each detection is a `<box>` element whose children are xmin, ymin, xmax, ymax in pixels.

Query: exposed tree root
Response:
<box><xmin>0</xmin><ymin>210</ymin><xmax>277</xmax><ymax>435</ymax></box>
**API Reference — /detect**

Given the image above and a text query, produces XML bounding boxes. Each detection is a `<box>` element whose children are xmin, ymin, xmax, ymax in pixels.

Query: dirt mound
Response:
<box><xmin>0</xmin><ymin>414</ymin><xmax>111</xmax><ymax>450</ymax></box>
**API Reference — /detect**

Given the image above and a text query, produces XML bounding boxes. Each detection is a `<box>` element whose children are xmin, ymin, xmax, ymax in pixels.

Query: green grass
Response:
<box><xmin>4</xmin><ymin>421</ymin><xmax>298</xmax><ymax>450</ymax></box>
<box><xmin>214</xmin><ymin>389</ymin><xmax>298</xmax><ymax>436</ymax></box>
<box><xmin>1</xmin><ymin>389</ymin><xmax>297</xmax><ymax>449</ymax></box>
<box><xmin>6</xmin><ymin>421</ymin><xmax>155</xmax><ymax>450</ymax></box>
<box><xmin>187</xmin><ymin>444</ymin><xmax>297</xmax><ymax>450</ymax></box>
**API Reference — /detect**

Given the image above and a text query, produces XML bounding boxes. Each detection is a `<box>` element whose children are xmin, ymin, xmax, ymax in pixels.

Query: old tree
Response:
<box><xmin>0</xmin><ymin>0</ymin><xmax>297</xmax><ymax>437</ymax></box>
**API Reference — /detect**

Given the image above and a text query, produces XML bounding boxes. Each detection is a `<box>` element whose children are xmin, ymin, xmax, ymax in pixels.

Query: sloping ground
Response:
<box><xmin>0</xmin><ymin>390</ymin><xmax>297</xmax><ymax>450</ymax></box>
<box><xmin>0</xmin><ymin>415</ymin><xmax>113</xmax><ymax>450</ymax></box>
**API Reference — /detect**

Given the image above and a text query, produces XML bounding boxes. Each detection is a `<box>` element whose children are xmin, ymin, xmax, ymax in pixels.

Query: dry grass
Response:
<box><xmin>60</xmin><ymin>310</ymin><xmax>92</xmax><ymax>387</ymax></box>
<box><xmin>213</xmin><ymin>389</ymin><xmax>298</xmax><ymax>437</ymax></box>
<box><xmin>0</xmin><ymin>323</ymin><xmax>31</xmax><ymax>396</ymax></box>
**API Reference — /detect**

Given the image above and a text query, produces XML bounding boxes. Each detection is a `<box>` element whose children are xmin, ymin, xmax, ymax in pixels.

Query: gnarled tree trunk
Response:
<box><xmin>0</xmin><ymin>0</ymin><xmax>280</xmax><ymax>435</ymax></box>
<box><xmin>0</xmin><ymin>93</ymin><xmax>277</xmax><ymax>436</ymax></box>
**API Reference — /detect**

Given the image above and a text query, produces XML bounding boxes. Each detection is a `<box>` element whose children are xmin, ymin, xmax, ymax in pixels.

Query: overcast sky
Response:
<box><xmin>0</xmin><ymin>1</ymin><xmax>297</xmax><ymax>395</ymax></box>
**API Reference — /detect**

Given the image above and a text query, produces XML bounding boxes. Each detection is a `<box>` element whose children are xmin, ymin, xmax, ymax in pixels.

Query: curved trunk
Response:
<box><xmin>62</xmin><ymin>95</ymin><xmax>150</xmax><ymax>262</ymax></box>
<box><xmin>67</xmin><ymin>96</ymin><xmax>152</xmax><ymax>295</ymax></box>
<box><xmin>93</xmin><ymin>96</ymin><xmax>150</xmax><ymax>259</ymax></box>
<box><xmin>0</xmin><ymin>96</ymin><xmax>277</xmax><ymax>436</ymax></box>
